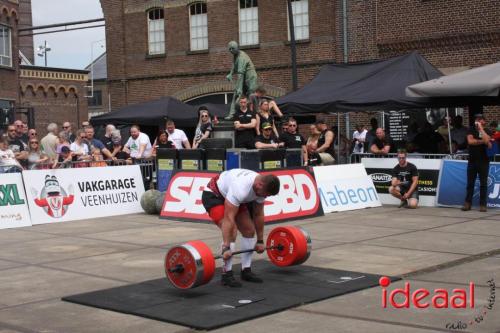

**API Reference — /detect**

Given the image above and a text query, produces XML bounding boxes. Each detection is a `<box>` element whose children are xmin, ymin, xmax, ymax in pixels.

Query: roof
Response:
<box><xmin>85</xmin><ymin>52</ymin><xmax>107</xmax><ymax>81</ymax></box>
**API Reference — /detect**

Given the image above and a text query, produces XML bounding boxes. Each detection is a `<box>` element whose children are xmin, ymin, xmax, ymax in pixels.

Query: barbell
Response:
<box><xmin>165</xmin><ymin>226</ymin><xmax>312</xmax><ymax>289</ymax></box>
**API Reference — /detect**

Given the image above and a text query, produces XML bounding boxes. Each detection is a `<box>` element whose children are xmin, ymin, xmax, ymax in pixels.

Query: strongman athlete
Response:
<box><xmin>201</xmin><ymin>169</ymin><xmax>280</xmax><ymax>287</ymax></box>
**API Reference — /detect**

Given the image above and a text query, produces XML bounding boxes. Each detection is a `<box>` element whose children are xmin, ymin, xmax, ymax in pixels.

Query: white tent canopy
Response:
<box><xmin>406</xmin><ymin>62</ymin><xmax>500</xmax><ymax>98</ymax></box>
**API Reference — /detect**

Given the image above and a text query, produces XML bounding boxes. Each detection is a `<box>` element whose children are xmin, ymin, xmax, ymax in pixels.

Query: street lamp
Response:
<box><xmin>36</xmin><ymin>40</ymin><xmax>51</xmax><ymax>67</ymax></box>
<box><xmin>85</xmin><ymin>39</ymin><xmax>105</xmax><ymax>98</ymax></box>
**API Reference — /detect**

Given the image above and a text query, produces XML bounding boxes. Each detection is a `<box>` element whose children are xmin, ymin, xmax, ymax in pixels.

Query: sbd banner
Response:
<box><xmin>160</xmin><ymin>168</ymin><xmax>323</xmax><ymax>223</ymax></box>
<box><xmin>437</xmin><ymin>160</ymin><xmax>500</xmax><ymax>208</ymax></box>
<box><xmin>23</xmin><ymin>165</ymin><xmax>146</xmax><ymax>225</ymax></box>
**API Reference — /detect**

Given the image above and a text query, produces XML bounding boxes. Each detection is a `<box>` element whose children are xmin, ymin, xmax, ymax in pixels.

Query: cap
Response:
<box><xmin>61</xmin><ymin>146</ymin><xmax>70</xmax><ymax>153</ymax></box>
<box><xmin>262</xmin><ymin>122</ymin><xmax>272</xmax><ymax>130</ymax></box>
<box><xmin>474</xmin><ymin>114</ymin><xmax>485</xmax><ymax>120</ymax></box>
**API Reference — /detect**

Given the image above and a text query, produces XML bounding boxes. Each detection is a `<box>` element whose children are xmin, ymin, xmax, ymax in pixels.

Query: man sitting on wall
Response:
<box><xmin>389</xmin><ymin>149</ymin><xmax>419</xmax><ymax>209</ymax></box>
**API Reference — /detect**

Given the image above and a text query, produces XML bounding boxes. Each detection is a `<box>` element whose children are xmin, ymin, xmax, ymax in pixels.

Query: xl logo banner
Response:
<box><xmin>0</xmin><ymin>173</ymin><xmax>32</xmax><ymax>229</ymax></box>
<box><xmin>437</xmin><ymin>160</ymin><xmax>500</xmax><ymax>208</ymax></box>
<box><xmin>160</xmin><ymin>168</ymin><xmax>323</xmax><ymax>223</ymax></box>
<box><xmin>23</xmin><ymin>165</ymin><xmax>146</xmax><ymax>225</ymax></box>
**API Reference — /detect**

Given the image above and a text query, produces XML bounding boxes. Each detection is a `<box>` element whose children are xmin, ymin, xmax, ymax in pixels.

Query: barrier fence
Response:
<box><xmin>349</xmin><ymin>153</ymin><xmax>470</xmax><ymax>164</ymax></box>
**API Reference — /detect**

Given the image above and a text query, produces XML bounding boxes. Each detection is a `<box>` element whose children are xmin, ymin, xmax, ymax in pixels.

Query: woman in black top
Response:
<box><xmin>255</xmin><ymin>99</ymin><xmax>279</xmax><ymax>138</ymax></box>
<box><xmin>193</xmin><ymin>109</ymin><xmax>214</xmax><ymax>148</ymax></box>
<box><xmin>152</xmin><ymin>131</ymin><xmax>175</xmax><ymax>156</ymax></box>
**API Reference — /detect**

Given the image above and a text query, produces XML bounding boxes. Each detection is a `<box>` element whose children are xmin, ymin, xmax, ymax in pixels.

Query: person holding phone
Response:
<box><xmin>462</xmin><ymin>114</ymin><xmax>491</xmax><ymax>212</ymax></box>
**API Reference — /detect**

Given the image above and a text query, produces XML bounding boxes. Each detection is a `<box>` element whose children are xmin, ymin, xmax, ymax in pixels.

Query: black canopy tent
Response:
<box><xmin>276</xmin><ymin>52</ymin><xmax>443</xmax><ymax>114</ymax></box>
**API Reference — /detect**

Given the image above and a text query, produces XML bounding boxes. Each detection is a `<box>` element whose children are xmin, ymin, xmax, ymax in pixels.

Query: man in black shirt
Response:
<box><xmin>370</xmin><ymin>128</ymin><xmax>394</xmax><ymax>155</ymax></box>
<box><xmin>389</xmin><ymin>149</ymin><xmax>419</xmax><ymax>208</ymax></box>
<box><xmin>314</xmin><ymin>119</ymin><xmax>335</xmax><ymax>165</ymax></box>
<box><xmin>280</xmin><ymin>118</ymin><xmax>307</xmax><ymax>165</ymax></box>
<box><xmin>255</xmin><ymin>122</ymin><xmax>283</xmax><ymax>149</ymax></box>
<box><xmin>7</xmin><ymin>124</ymin><xmax>28</xmax><ymax>165</ymax></box>
<box><xmin>462</xmin><ymin>114</ymin><xmax>491</xmax><ymax>212</ymax></box>
<box><xmin>234</xmin><ymin>96</ymin><xmax>257</xmax><ymax>149</ymax></box>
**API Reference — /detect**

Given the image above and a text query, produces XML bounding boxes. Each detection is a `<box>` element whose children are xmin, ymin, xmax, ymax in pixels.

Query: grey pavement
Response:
<box><xmin>0</xmin><ymin>206</ymin><xmax>499</xmax><ymax>333</ymax></box>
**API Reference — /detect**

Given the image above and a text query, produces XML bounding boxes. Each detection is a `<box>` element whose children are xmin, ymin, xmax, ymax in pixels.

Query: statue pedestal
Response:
<box><xmin>212</xmin><ymin>120</ymin><xmax>235</xmax><ymax>147</ymax></box>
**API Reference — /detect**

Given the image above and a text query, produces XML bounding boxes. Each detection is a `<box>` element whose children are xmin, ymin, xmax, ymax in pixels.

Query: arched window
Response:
<box><xmin>147</xmin><ymin>8</ymin><xmax>165</xmax><ymax>55</ymax></box>
<box><xmin>289</xmin><ymin>0</ymin><xmax>309</xmax><ymax>41</ymax></box>
<box><xmin>189</xmin><ymin>2</ymin><xmax>208</xmax><ymax>51</ymax></box>
<box><xmin>239</xmin><ymin>0</ymin><xmax>258</xmax><ymax>46</ymax></box>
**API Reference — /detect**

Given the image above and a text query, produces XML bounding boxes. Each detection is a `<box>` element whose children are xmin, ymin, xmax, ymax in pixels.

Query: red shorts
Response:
<box><xmin>201</xmin><ymin>191</ymin><xmax>249</xmax><ymax>226</ymax></box>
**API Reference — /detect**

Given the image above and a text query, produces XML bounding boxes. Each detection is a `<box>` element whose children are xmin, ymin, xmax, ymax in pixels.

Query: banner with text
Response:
<box><xmin>160</xmin><ymin>168</ymin><xmax>323</xmax><ymax>223</ymax></box>
<box><xmin>23</xmin><ymin>165</ymin><xmax>145</xmax><ymax>225</ymax></box>
<box><xmin>0</xmin><ymin>173</ymin><xmax>32</xmax><ymax>229</ymax></box>
<box><xmin>313</xmin><ymin>164</ymin><xmax>381</xmax><ymax>213</ymax></box>
<box><xmin>362</xmin><ymin>158</ymin><xmax>441</xmax><ymax>207</ymax></box>
<box><xmin>437</xmin><ymin>160</ymin><xmax>500</xmax><ymax>209</ymax></box>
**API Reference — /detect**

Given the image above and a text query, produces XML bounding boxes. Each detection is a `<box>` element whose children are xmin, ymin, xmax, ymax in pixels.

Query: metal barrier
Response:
<box><xmin>349</xmin><ymin>153</ymin><xmax>470</xmax><ymax>164</ymax></box>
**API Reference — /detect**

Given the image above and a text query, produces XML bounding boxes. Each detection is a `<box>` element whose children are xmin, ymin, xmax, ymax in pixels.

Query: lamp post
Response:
<box><xmin>85</xmin><ymin>39</ymin><xmax>105</xmax><ymax>98</ymax></box>
<box><xmin>36</xmin><ymin>40</ymin><xmax>51</xmax><ymax>67</ymax></box>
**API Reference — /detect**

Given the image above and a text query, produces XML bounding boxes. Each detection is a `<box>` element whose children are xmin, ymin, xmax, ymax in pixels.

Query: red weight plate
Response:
<box><xmin>266</xmin><ymin>226</ymin><xmax>301</xmax><ymax>266</ymax></box>
<box><xmin>293</xmin><ymin>226</ymin><xmax>312</xmax><ymax>265</ymax></box>
<box><xmin>187</xmin><ymin>240</ymin><xmax>216</xmax><ymax>286</ymax></box>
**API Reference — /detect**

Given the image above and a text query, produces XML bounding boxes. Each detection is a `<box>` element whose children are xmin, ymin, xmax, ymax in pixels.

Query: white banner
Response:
<box><xmin>313</xmin><ymin>164</ymin><xmax>381</xmax><ymax>213</ymax></box>
<box><xmin>0</xmin><ymin>173</ymin><xmax>32</xmax><ymax>229</ymax></box>
<box><xmin>23</xmin><ymin>166</ymin><xmax>145</xmax><ymax>225</ymax></box>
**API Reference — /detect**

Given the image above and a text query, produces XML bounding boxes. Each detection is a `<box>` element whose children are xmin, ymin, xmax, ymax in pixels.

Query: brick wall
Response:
<box><xmin>0</xmin><ymin>0</ymin><xmax>19</xmax><ymax>104</ymax></box>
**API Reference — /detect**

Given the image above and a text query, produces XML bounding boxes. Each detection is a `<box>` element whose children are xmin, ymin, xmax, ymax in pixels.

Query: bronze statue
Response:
<box><xmin>226</xmin><ymin>41</ymin><xmax>259</xmax><ymax>119</ymax></box>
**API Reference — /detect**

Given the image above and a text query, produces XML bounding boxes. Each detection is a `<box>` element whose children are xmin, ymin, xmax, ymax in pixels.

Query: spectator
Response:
<box><xmin>54</xmin><ymin>146</ymin><xmax>73</xmax><ymax>169</ymax></box>
<box><xmin>193</xmin><ymin>108</ymin><xmax>214</xmax><ymax>149</ymax></box>
<box><xmin>85</xmin><ymin>126</ymin><xmax>112</xmax><ymax>160</ymax></box>
<box><xmin>450</xmin><ymin>116</ymin><xmax>469</xmax><ymax>153</ymax></box>
<box><xmin>370</xmin><ymin>128</ymin><xmax>393</xmax><ymax>155</ymax></box>
<box><xmin>314</xmin><ymin>119</ymin><xmax>335</xmax><ymax>165</ymax></box>
<box><xmin>90</xmin><ymin>147</ymin><xmax>107</xmax><ymax>167</ymax></box>
<box><xmin>249</xmin><ymin>86</ymin><xmax>283</xmax><ymax>119</ymax></box>
<box><xmin>22</xmin><ymin>121</ymin><xmax>29</xmax><ymax>136</ymax></box>
<box><xmin>280</xmin><ymin>118</ymin><xmax>308</xmax><ymax>165</ymax></box>
<box><xmin>26</xmin><ymin>138</ymin><xmax>48</xmax><ymax>170</ymax></box>
<box><xmin>352</xmin><ymin>124</ymin><xmax>367</xmax><ymax>153</ymax></box>
<box><xmin>70</xmin><ymin>129</ymin><xmax>91</xmax><ymax>162</ymax></box>
<box><xmin>102</xmin><ymin>124</ymin><xmax>116</xmax><ymax>152</ymax></box>
<box><xmin>279</xmin><ymin>120</ymin><xmax>289</xmax><ymax>137</ymax></box>
<box><xmin>165</xmin><ymin>120</ymin><xmax>191</xmax><ymax>149</ymax></box>
<box><xmin>53</xmin><ymin>132</ymin><xmax>71</xmax><ymax>167</ymax></box>
<box><xmin>28</xmin><ymin>128</ymin><xmax>37</xmax><ymax>140</ymax></box>
<box><xmin>153</xmin><ymin>131</ymin><xmax>175</xmax><ymax>156</ymax></box>
<box><xmin>13</xmin><ymin>120</ymin><xmax>28</xmax><ymax>148</ymax></box>
<box><xmin>233</xmin><ymin>96</ymin><xmax>257</xmax><ymax>149</ymax></box>
<box><xmin>40</xmin><ymin>123</ymin><xmax>59</xmax><ymax>161</ymax></box>
<box><xmin>255</xmin><ymin>122</ymin><xmax>284</xmax><ymax>149</ymax></box>
<box><xmin>413</xmin><ymin>122</ymin><xmax>444</xmax><ymax>154</ymax></box>
<box><xmin>436</xmin><ymin>116</ymin><xmax>452</xmax><ymax>143</ymax></box>
<box><xmin>0</xmin><ymin>136</ymin><xmax>22</xmax><ymax>172</ymax></box>
<box><xmin>462</xmin><ymin>114</ymin><xmax>491</xmax><ymax>212</ymax></box>
<box><xmin>365</xmin><ymin>117</ymin><xmax>378</xmax><ymax>151</ymax></box>
<box><xmin>124</xmin><ymin>125</ymin><xmax>153</xmax><ymax>158</ymax></box>
<box><xmin>333</xmin><ymin>126</ymin><xmax>351</xmax><ymax>164</ymax></box>
<box><xmin>7</xmin><ymin>124</ymin><xmax>28</xmax><ymax>164</ymax></box>
<box><xmin>255</xmin><ymin>99</ymin><xmax>279</xmax><ymax>138</ymax></box>
<box><xmin>389</xmin><ymin>149</ymin><xmax>419</xmax><ymax>209</ymax></box>
<box><xmin>62</xmin><ymin>121</ymin><xmax>76</xmax><ymax>143</ymax></box>
<box><xmin>306</xmin><ymin>124</ymin><xmax>320</xmax><ymax>156</ymax></box>
<box><xmin>109</xmin><ymin>130</ymin><xmax>130</xmax><ymax>161</ymax></box>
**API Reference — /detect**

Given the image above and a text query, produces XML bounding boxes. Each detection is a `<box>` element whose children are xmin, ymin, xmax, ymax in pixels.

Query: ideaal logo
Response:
<box><xmin>0</xmin><ymin>184</ymin><xmax>25</xmax><ymax>206</ymax></box>
<box><xmin>379</xmin><ymin>277</ymin><xmax>496</xmax><ymax>330</ymax></box>
<box><xmin>31</xmin><ymin>175</ymin><xmax>74</xmax><ymax>218</ymax></box>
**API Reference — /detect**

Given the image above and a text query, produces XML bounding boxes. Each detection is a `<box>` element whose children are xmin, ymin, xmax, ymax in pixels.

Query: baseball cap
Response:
<box><xmin>262</xmin><ymin>122</ymin><xmax>272</xmax><ymax>130</ymax></box>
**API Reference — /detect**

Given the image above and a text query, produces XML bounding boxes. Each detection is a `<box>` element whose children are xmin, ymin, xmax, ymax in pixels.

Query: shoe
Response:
<box><xmin>398</xmin><ymin>200</ymin><xmax>408</xmax><ymax>208</ymax></box>
<box><xmin>241</xmin><ymin>267</ymin><xmax>263</xmax><ymax>283</ymax></box>
<box><xmin>480</xmin><ymin>206</ymin><xmax>487</xmax><ymax>212</ymax></box>
<box><xmin>221</xmin><ymin>271</ymin><xmax>242</xmax><ymax>288</ymax></box>
<box><xmin>461</xmin><ymin>202</ymin><xmax>471</xmax><ymax>211</ymax></box>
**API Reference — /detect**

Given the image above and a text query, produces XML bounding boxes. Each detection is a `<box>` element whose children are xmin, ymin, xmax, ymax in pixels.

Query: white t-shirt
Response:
<box><xmin>353</xmin><ymin>129</ymin><xmax>368</xmax><ymax>153</ymax></box>
<box><xmin>216</xmin><ymin>169</ymin><xmax>265</xmax><ymax>206</ymax></box>
<box><xmin>125</xmin><ymin>132</ymin><xmax>152</xmax><ymax>158</ymax></box>
<box><xmin>70</xmin><ymin>141</ymin><xmax>89</xmax><ymax>155</ymax></box>
<box><xmin>167</xmin><ymin>129</ymin><xmax>188</xmax><ymax>149</ymax></box>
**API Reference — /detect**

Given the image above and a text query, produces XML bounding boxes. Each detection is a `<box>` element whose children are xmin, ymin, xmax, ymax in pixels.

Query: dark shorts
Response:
<box><xmin>399</xmin><ymin>185</ymin><xmax>419</xmax><ymax>200</ymax></box>
<box><xmin>201</xmin><ymin>191</ymin><xmax>251</xmax><ymax>225</ymax></box>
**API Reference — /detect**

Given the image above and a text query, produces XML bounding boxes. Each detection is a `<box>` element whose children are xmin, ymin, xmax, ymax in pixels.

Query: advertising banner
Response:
<box><xmin>313</xmin><ymin>164</ymin><xmax>381</xmax><ymax>213</ymax></box>
<box><xmin>437</xmin><ymin>160</ymin><xmax>500</xmax><ymax>209</ymax></box>
<box><xmin>160</xmin><ymin>168</ymin><xmax>323</xmax><ymax>223</ymax></box>
<box><xmin>362</xmin><ymin>158</ymin><xmax>441</xmax><ymax>207</ymax></box>
<box><xmin>0</xmin><ymin>173</ymin><xmax>32</xmax><ymax>229</ymax></box>
<box><xmin>23</xmin><ymin>166</ymin><xmax>145</xmax><ymax>225</ymax></box>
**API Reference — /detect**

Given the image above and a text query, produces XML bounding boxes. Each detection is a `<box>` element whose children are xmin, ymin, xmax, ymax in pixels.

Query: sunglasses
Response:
<box><xmin>289</xmin><ymin>124</ymin><xmax>297</xmax><ymax>127</ymax></box>
<box><xmin>30</xmin><ymin>132</ymin><xmax>37</xmax><ymax>135</ymax></box>
<box><xmin>63</xmin><ymin>126</ymin><xmax>70</xmax><ymax>129</ymax></box>
<box><xmin>30</xmin><ymin>141</ymin><xmax>39</xmax><ymax>144</ymax></box>
<box><xmin>201</xmin><ymin>115</ymin><xmax>209</xmax><ymax>118</ymax></box>
<box><xmin>16</xmin><ymin>125</ymin><xmax>23</xmax><ymax>127</ymax></box>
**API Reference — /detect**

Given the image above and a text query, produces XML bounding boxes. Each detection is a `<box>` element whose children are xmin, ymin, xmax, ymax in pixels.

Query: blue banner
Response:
<box><xmin>437</xmin><ymin>160</ymin><xmax>500</xmax><ymax>208</ymax></box>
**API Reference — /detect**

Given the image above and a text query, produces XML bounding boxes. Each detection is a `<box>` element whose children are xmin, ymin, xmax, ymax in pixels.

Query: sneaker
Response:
<box><xmin>221</xmin><ymin>271</ymin><xmax>242</xmax><ymax>288</ymax></box>
<box><xmin>241</xmin><ymin>267</ymin><xmax>263</xmax><ymax>283</ymax></box>
<box><xmin>461</xmin><ymin>202</ymin><xmax>471</xmax><ymax>211</ymax></box>
<box><xmin>398</xmin><ymin>200</ymin><xmax>408</xmax><ymax>208</ymax></box>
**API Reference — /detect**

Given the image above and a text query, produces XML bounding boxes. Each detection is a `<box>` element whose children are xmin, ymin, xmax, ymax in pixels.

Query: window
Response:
<box><xmin>88</xmin><ymin>90</ymin><xmax>103</xmax><ymax>107</ymax></box>
<box><xmin>0</xmin><ymin>25</ymin><xmax>12</xmax><ymax>67</ymax></box>
<box><xmin>148</xmin><ymin>8</ymin><xmax>165</xmax><ymax>55</ymax></box>
<box><xmin>239</xmin><ymin>0</ymin><xmax>258</xmax><ymax>46</ymax></box>
<box><xmin>289</xmin><ymin>0</ymin><xmax>309</xmax><ymax>41</ymax></box>
<box><xmin>189</xmin><ymin>2</ymin><xmax>208</xmax><ymax>51</ymax></box>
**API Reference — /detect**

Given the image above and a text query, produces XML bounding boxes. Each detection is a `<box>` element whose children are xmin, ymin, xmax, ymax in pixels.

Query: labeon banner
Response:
<box><xmin>0</xmin><ymin>173</ymin><xmax>32</xmax><ymax>229</ymax></box>
<box><xmin>23</xmin><ymin>166</ymin><xmax>145</xmax><ymax>225</ymax></box>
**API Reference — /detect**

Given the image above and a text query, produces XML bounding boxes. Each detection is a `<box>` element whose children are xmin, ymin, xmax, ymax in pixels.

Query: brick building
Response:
<box><xmin>100</xmin><ymin>0</ymin><xmax>499</xmax><ymax>132</ymax></box>
<box><xmin>0</xmin><ymin>0</ymin><xmax>19</xmax><ymax>119</ymax></box>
